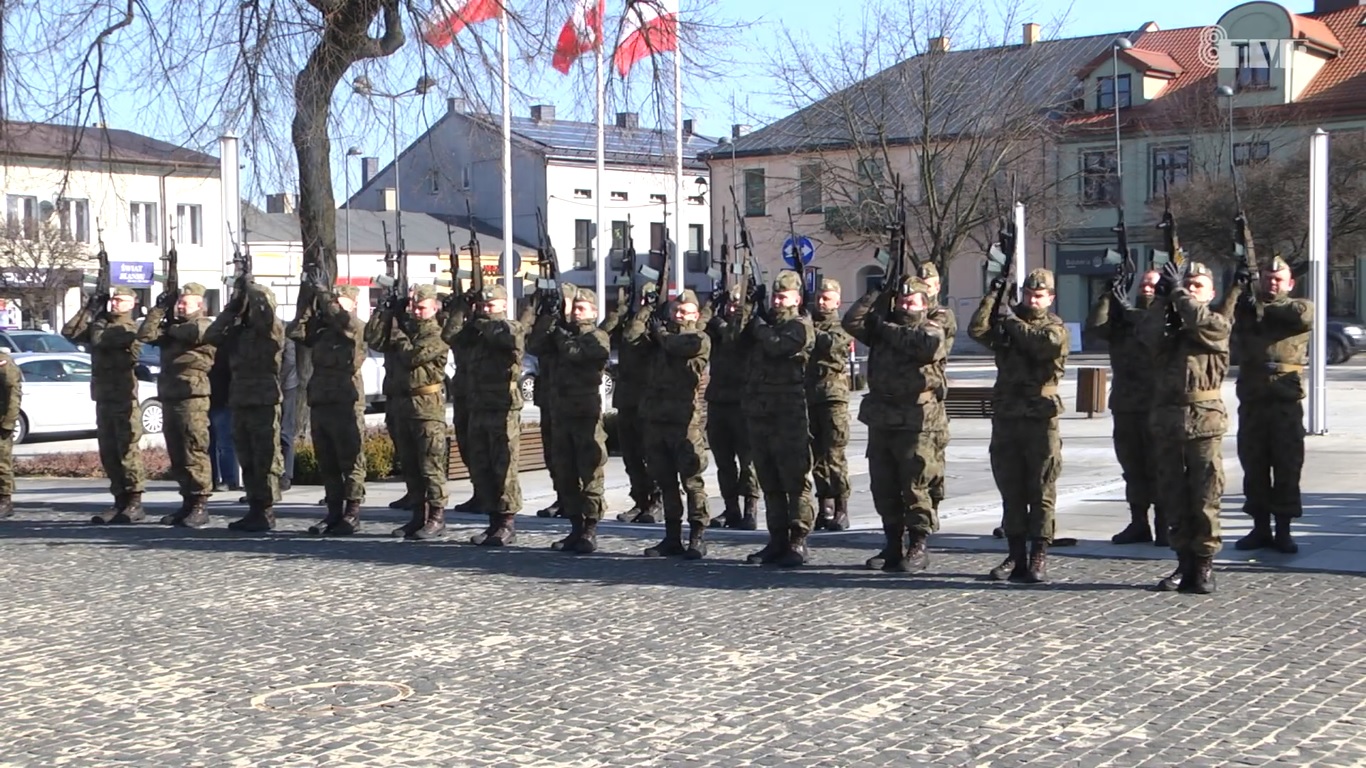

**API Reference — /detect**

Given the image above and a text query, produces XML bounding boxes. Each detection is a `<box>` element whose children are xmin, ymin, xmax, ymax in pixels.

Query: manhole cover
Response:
<box><xmin>250</xmin><ymin>680</ymin><xmax>414</xmax><ymax>715</ymax></box>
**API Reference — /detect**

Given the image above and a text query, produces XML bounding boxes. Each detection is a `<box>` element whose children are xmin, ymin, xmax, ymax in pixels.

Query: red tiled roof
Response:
<box><xmin>1124</xmin><ymin>49</ymin><xmax>1184</xmax><ymax>78</ymax></box>
<box><xmin>1291</xmin><ymin>15</ymin><xmax>1343</xmax><ymax>54</ymax></box>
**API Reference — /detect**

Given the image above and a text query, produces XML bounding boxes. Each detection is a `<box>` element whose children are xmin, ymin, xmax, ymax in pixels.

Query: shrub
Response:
<box><xmin>292</xmin><ymin>442</ymin><xmax>322</xmax><ymax>485</ymax></box>
<box><xmin>18</xmin><ymin>446</ymin><xmax>173</xmax><ymax>479</ymax></box>
<box><xmin>286</xmin><ymin>429</ymin><xmax>395</xmax><ymax>484</ymax></box>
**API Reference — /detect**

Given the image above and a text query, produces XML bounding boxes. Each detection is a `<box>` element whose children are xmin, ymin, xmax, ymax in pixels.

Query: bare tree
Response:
<box><xmin>0</xmin><ymin>223</ymin><xmax>86</xmax><ymax>328</ymax></box>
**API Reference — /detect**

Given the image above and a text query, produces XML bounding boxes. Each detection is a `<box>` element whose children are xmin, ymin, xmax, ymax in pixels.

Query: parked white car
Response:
<box><xmin>10</xmin><ymin>353</ymin><xmax>162</xmax><ymax>444</ymax></box>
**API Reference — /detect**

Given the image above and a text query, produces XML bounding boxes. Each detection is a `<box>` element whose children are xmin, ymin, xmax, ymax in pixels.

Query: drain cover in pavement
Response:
<box><xmin>250</xmin><ymin>681</ymin><xmax>414</xmax><ymax>715</ymax></box>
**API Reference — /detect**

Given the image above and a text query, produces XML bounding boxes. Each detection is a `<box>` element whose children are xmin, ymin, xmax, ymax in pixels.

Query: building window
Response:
<box><xmin>573</xmin><ymin>218</ymin><xmax>594</xmax><ymax>270</ymax></box>
<box><xmin>5</xmin><ymin>194</ymin><xmax>37</xmax><ymax>239</ymax></box>
<box><xmin>611</xmin><ymin>191</ymin><xmax>628</xmax><ymax>201</ymax></box>
<box><xmin>1081</xmin><ymin>150</ymin><xmax>1118</xmax><ymax>206</ymax></box>
<box><xmin>649</xmin><ymin>193</ymin><xmax>666</xmax><ymax>204</ymax></box>
<box><xmin>857</xmin><ymin>264</ymin><xmax>885</xmax><ymax>295</ymax></box>
<box><xmin>857</xmin><ymin>157</ymin><xmax>887</xmax><ymax>204</ymax></box>
<box><xmin>426</xmin><ymin>170</ymin><xmax>440</xmax><ymax>194</ymax></box>
<box><xmin>1150</xmin><ymin>146</ymin><xmax>1190</xmax><ymax>197</ymax></box>
<box><xmin>130</xmin><ymin>202</ymin><xmax>158</xmax><ymax>244</ymax></box>
<box><xmin>1236</xmin><ymin>43</ymin><xmax>1272</xmax><ymax>90</ymax></box>
<box><xmin>609</xmin><ymin>219</ymin><xmax>629</xmax><ymax>270</ymax></box>
<box><xmin>1097</xmin><ymin>74</ymin><xmax>1132</xmax><ymax>110</ymax></box>
<box><xmin>649</xmin><ymin>222</ymin><xmax>666</xmax><ymax>254</ymax></box>
<box><xmin>799</xmin><ymin>163</ymin><xmax>823</xmax><ymax>214</ymax></box>
<box><xmin>573</xmin><ymin>188</ymin><xmax>592</xmax><ymax>199</ymax></box>
<box><xmin>687</xmin><ymin>194</ymin><xmax>705</xmax><ymax>205</ymax></box>
<box><xmin>461</xmin><ymin>166</ymin><xmax>471</xmax><ymax>190</ymax></box>
<box><xmin>176</xmin><ymin>204</ymin><xmax>203</xmax><ymax>245</ymax></box>
<box><xmin>56</xmin><ymin>198</ymin><xmax>89</xmax><ymax>243</ymax></box>
<box><xmin>744</xmin><ymin>169</ymin><xmax>766</xmax><ymax>217</ymax></box>
<box><xmin>1234</xmin><ymin>141</ymin><xmax>1271</xmax><ymax>166</ymax></box>
<box><xmin>686</xmin><ymin>223</ymin><xmax>706</xmax><ymax>272</ymax></box>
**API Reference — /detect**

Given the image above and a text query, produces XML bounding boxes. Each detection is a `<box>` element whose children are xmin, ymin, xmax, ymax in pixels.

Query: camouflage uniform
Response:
<box><xmin>446</xmin><ymin>302</ymin><xmax>478</xmax><ymax>514</ymax></box>
<box><xmin>1086</xmin><ymin>289</ymin><xmax>1162</xmax><ymax>545</ymax></box>
<box><xmin>445</xmin><ymin>284</ymin><xmax>524</xmax><ymax>546</ymax></box>
<box><xmin>602</xmin><ymin>287</ymin><xmax>662</xmax><ymax>523</ymax></box>
<box><xmin>1229</xmin><ymin>257</ymin><xmax>1312</xmax><ymax>554</ymax></box>
<box><xmin>62</xmin><ymin>287</ymin><xmax>146</xmax><ymax>524</ymax></box>
<box><xmin>629</xmin><ymin>290</ymin><xmax>712</xmax><ymax>559</ymax></box>
<box><xmin>967</xmin><ymin>268</ymin><xmax>1069</xmax><ymax>583</ymax></box>
<box><xmin>806</xmin><ymin>277</ymin><xmax>854</xmax><ymax>532</ymax></box>
<box><xmin>1141</xmin><ymin>262</ymin><xmax>1230</xmax><ymax>594</ymax></box>
<box><xmin>741</xmin><ymin>271</ymin><xmax>817</xmax><ymax>567</ymax></box>
<box><xmin>289</xmin><ymin>284</ymin><xmax>368</xmax><ymax>535</ymax></box>
<box><xmin>921</xmin><ymin>263</ymin><xmax>957</xmax><ymax>517</ymax></box>
<box><xmin>530</xmin><ymin>288</ymin><xmax>610</xmax><ymax>554</ymax></box>
<box><xmin>842</xmin><ymin>277</ymin><xmax>947</xmax><ymax>572</ymax></box>
<box><xmin>0</xmin><ymin>349</ymin><xmax>21</xmax><ymax>518</ymax></box>
<box><xmin>520</xmin><ymin>290</ymin><xmax>568</xmax><ymax>519</ymax></box>
<box><xmin>703</xmin><ymin>286</ymin><xmax>759</xmax><ymax>530</ymax></box>
<box><xmin>369</xmin><ymin>285</ymin><xmax>451</xmax><ymax>539</ymax></box>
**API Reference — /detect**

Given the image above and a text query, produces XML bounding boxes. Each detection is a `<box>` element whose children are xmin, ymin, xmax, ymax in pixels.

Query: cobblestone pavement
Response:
<box><xmin>3</xmin><ymin>509</ymin><xmax>1366</xmax><ymax>767</ymax></box>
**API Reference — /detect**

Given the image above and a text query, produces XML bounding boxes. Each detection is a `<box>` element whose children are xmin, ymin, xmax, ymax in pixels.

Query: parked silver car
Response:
<box><xmin>11</xmin><ymin>353</ymin><xmax>162</xmax><ymax>443</ymax></box>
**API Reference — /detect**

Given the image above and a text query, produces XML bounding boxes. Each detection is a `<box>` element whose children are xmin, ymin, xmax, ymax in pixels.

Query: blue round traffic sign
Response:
<box><xmin>782</xmin><ymin>236</ymin><xmax>815</xmax><ymax>268</ymax></box>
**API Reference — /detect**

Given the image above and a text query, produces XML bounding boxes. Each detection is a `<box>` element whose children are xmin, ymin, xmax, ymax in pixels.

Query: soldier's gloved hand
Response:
<box><xmin>1157</xmin><ymin>261</ymin><xmax>1180</xmax><ymax>297</ymax></box>
<box><xmin>155</xmin><ymin>290</ymin><xmax>175</xmax><ymax>309</ymax></box>
<box><xmin>1234</xmin><ymin>264</ymin><xmax>1253</xmax><ymax>286</ymax></box>
<box><xmin>646</xmin><ymin>313</ymin><xmax>666</xmax><ymax>337</ymax></box>
<box><xmin>989</xmin><ymin>275</ymin><xmax>1008</xmax><ymax>293</ymax></box>
<box><xmin>1110</xmin><ymin>282</ymin><xmax>1132</xmax><ymax>310</ymax></box>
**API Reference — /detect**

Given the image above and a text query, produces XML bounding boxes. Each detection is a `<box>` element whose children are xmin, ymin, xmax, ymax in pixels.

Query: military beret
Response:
<box><xmin>1187</xmin><ymin>261</ymin><xmax>1215</xmax><ymax>278</ymax></box>
<box><xmin>675</xmin><ymin>289</ymin><xmax>699</xmax><ymax>306</ymax></box>
<box><xmin>112</xmin><ymin>286</ymin><xmax>137</xmax><ymax>298</ymax></box>
<box><xmin>574</xmin><ymin>288</ymin><xmax>598</xmax><ymax>306</ymax></box>
<box><xmin>483</xmin><ymin>284</ymin><xmax>508</xmax><ymax>301</ymax></box>
<box><xmin>411</xmin><ymin>284</ymin><xmax>438</xmax><ymax>302</ymax></box>
<box><xmin>1022</xmin><ymin>268</ymin><xmax>1055</xmax><ymax>291</ymax></box>
<box><xmin>916</xmin><ymin>263</ymin><xmax>940</xmax><ymax>280</ymax></box>
<box><xmin>336</xmin><ymin>285</ymin><xmax>361</xmax><ymax>300</ymax></box>
<box><xmin>180</xmin><ymin>282</ymin><xmax>207</xmax><ymax>297</ymax></box>
<box><xmin>1265</xmin><ymin>254</ymin><xmax>1291</xmax><ymax>273</ymax></box>
<box><xmin>773</xmin><ymin>270</ymin><xmax>803</xmax><ymax>293</ymax></box>
<box><xmin>819</xmin><ymin>277</ymin><xmax>842</xmax><ymax>294</ymax></box>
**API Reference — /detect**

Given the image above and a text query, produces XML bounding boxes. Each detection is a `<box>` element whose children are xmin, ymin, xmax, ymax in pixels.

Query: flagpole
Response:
<box><xmin>672</xmin><ymin>18</ymin><xmax>684</xmax><ymax>295</ymax></box>
<box><xmin>595</xmin><ymin>36</ymin><xmax>606</xmax><ymax>307</ymax></box>
<box><xmin>500</xmin><ymin>5</ymin><xmax>514</xmax><ymax>293</ymax></box>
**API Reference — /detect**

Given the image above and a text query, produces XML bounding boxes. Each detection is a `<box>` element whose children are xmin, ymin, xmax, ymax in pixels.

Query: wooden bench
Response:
<box><xmin>446</xmin><ymin>423</ymin><xmax>548</xmax><ymax>481</ymax></box>
<box><xmin>944</xmin><ymin>385</ymin><xmax>995</xmax><ymax>419</ymax></box>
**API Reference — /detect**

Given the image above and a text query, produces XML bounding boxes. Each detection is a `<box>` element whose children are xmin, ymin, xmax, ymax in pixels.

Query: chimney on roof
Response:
<box><xmin>1023</xmin><ymin>23</ymin><xmax>1041</xmax><ymax>46</ymax></box>
<box><xmin>683</xmin><ymin>119</ymin><xmax>694</xmax><ymax>137</ymax></box>
<box><xmin>362</xmin><ymin>156</ymin><xmax>379</xmax><ymax>185</ymax></box>
<box><xmin>929</xmin><ymin>36</ymin><xmax>951</xmax><ymax>53</ymax></box>
<box><xmin>266</xmin><ymin>193</ymin><xmax>295</xmax><ymax>215</ymax></box>
<box><xmin>731</xmin><ymin>124</ymin><xmax>751</xmax><ymax>139</ymax></box>
<box><xmin>1313</xmin><ymin>0</ymin><xmax>1366</xmax><ymax>10</ymax></box>
<box><xmin>447</xmin><ymin>97</ymin><xmax>468</xmax><ymax>114</ymax></box>
<box><xmin>381</xmin><ymin>187</ymin><xmax>397</xmax><ymax>211</ymax></box>
<box><xmin>531</xmin><ymin>104</ymin><xmax>555</xmax><ymax>124</ymax></box>
<box><xmin>616</xmin><ymin>112</ymin><xmax>639</xmax><ymax>130</ymax></box>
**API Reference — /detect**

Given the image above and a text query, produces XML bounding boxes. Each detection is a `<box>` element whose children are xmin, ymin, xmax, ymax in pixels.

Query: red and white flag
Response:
<box><xmin>422</xmin><ymin>0</ymin><xmax>505</xmax><ymax>49</ymax></box>
<box><xmin>552</xmin><ymin>0</ymin><xmax>605</xmax><ymax>74</ymax></box>
<box><xmin>614</xmin><ymin>0</ymin><xmax>679</xmax><ymax>77</ymax></box>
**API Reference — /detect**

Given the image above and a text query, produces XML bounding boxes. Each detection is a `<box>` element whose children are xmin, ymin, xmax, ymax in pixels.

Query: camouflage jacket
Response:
<box><xmin>63</xmin><ymin>309</ymin><xmax>141</xmax><ymax>404</ymax></box>
<box><xmin>843</xmin><ymin>290</ymin><xmax>948</xmax><ymax>432</ymax></box>
<box><xmin>1139</xmin><ymin>288</ymin><xmax>1231</xmax><ymax>439</ymax></box>
<box><xmin>441</xmin><ymin>303</ymin><xmax>472</xmax><ymax>404</ymax></box>
<box><xmin>288</xmin><ymin>294</ymin><xmax>366</xmax><ymax>407</ymax></box>
<box><xmin>1086</xmin><ymin>293</ymin><xmax>1155</xmax><ymax>413</ymax></box>
<box><xmin>1226</xmin><ymin>283</ymin><xmax>1313</xmax><ymax>403</ymax></box>
<box><xmin>0</xmin><ymin>351</ymin><xmax>19</xmax><ymax>433</ymax></box>
<box><xmin>704</xmin><ymin>312</ymin><xmax>749</xmax><ymax>405</ymax></box>
<box><xmin>364</xmin><ymin>312</ymin><xmax>404</xmax><ymax>398</ymax></box>
<box><xmin>376</xmin><ymin>316</ymin><xmax>449</xmax><ymax>397</ymax></box>
<box><xmin>806</xmin><ymin>310</ymin><xmax>852</xmax><ymax>405</ymax></box>
<box><xmin>967</xmin><ymin>293</ymin><xmax>1069</xmax><ymax>420</ymax></box>
<box><xmin>532</xmin><ymin>317</ymin><xmax>609</xmax><ymax>419</ymax></box>
<box><xmin>738</xmin><ymin>306</ymin><xmax>814</xmax><ymax>414</ymax></box>
<box><xmin>138</xmin><ymin>308</ymin><xmax>216</xmax><ymax>402</ymax></box>
<box><xmin>627</xmin><ymin>307</ymin><xmax>710</xmax><ymax>426</ymax></box>
<box><xmin>451</xmin><ymin>313</ymin><xmax>524</xmax><ymax>412</ymax></box>
<box><xmin>602</xmin><ymin>303</ymin><xmax>650</xmax><ymax>410</ymax></box>
<box><xmin>205</xmin><ymin>286</ymin><xmax>285</xmax><ymax>407</ymax></box>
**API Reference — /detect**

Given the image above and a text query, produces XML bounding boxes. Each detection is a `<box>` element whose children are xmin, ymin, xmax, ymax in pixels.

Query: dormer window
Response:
<box><xmin>1097</xmin><ymin>74</ymin><xmax>1131</xmax><ymax>110</ymax></box>
<box><xmin>1236</xmin><ymin>43</ymin><xmax>1272</xmax><ymax>90</ymax></box>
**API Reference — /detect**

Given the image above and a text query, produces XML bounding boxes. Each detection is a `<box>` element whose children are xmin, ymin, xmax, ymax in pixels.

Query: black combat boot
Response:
<box><xmin>684</xmin><ymin>522</ymin><xmax>708</xmax><ymax>560</ymax></box>
<box><xmin>894</xmin><ymin>530</ymin><xmax>929</xmax><ymax>573</ymax></box>
<box><xmin>309</xmin><ymin>500</ymin><xmax>344</xmax><ymax>535</ymax></box>
<box><xmin>1156</xmin><ymin>554</ymin><xmax>1188</xmax><ymax>592</ymax></box>
<box><xmin>112</xmin><ymin>492</ymin><xmax>144</xmax><ymax>524</ymax></box>
<box><xmin>739</xmin><ymin>497</ymin><xmax>759</xmax><ymax>530</ymax></box>
<box><xmin>228</xmin><ymin>501</ymin><xmax>274</xmax><ymax>533</ymax></box>
<box><xmin>551</xmin><ymin>515</ymin><xmax>585</xmax><ymax>552</ymax></box>
<box><xmin>331</xmin><ymin>501</ymin><xmax>362</xmax><ymax>536</ymax></box>
<box><xmin>989</xmin><ymin>536</ymin><xmax>1028</xmax><ymax>582</ymax></box>
<box><xmin>814</xmin><ymin>498</ymin><xmax>834</xmax><ymax>531</ymax></box>
<box><xmin>827</xmin><ymin>497</ymin><xmax>850</xmax><ymax>532</ymax></box>
<box><xmin>388</xmin><ymin>492</ymin><xmax>416</xmax><ymax>510</ymax></box>
<box><xmin>1153</xmin><ymin>507</ymin><xmax>1169</xmax><ymax>548</ymax></box>
<box><xmin>643</xmin><ymin>518</ymin><xmax>686</xmax><ymax>557</ymax></box>
<box><xmin>865</xmin><ymin>521</ymin><xmax>905</xmax><ymax>571</ymax></box>
<box><xmin>1235</xmin><ymin>513</ymin><xmax>1274</xmax><ymax>550</ymax></box>
<box><xmin>180</xmin><ymin>496</ymin><xmax>211</xmax><ymax>529</ymax></box>
<box><xmin>746</xmin><ymin>532</ymin><xmax>787</xmax><ymax>565</ymax></box>
<box><xmin>413</xmin><ymin>502</ymin><xmax>447</xmax><ymax>540</ymax></box>
<box><xmin>91</xmin><ymin>495</ymin><xmax>125</xmax><ymax>525</ymax></box>
<box><xmin>1273</xmin><ymin>516</ymin><xmax>1298</xmax><ymax>554</ymax></box>
<box><xmin>472</xmin><ymin>513</ymin><xmax>516</xmax><ymax>547</ymax></box>
<box><xmin>536</xmin><ymin>499</ymin><xmax>562</xmax><ymax>519</ymax></box>
<box><xmin>617</xmin><ymin>496</ymin><xmax>658</xmax><ymax>524</ymax></box>
<box><xmin>1111</xmin><ymin>507</ymin><xmax>1154</xmax><ymax>544</ymax></box>
<box><xmin>712</xmin><ymin>497</ymin><xmax>741</xmax><ymax>529</ymax></box>
<box><xmin>777</xmin><ymin>529</ymin><xmax>809</xmax><ymax>568</ymax></box>
<box><xmin>450</xmin><ymin>495</ymin><xmax>480</xmax><ymax>514</ymax></box>
<box><xmin>160</xmin><ymin>496</ymin><xmax>192</xmax><ymax>526</ymax></box>
<box><xmin>391</xmin><ymin>499</ymin><xmax>426</xmax><ymax>537</ymax></box>
<box><xmin>574</xmin><ymin>517</ymin><xmax>599</xmax><ymax>555</ymax></box>
<box><xmin>1177</xmin><ymin>555</ymin><xmax>1215</xmax><ymax>594</ymax></box>
<box><xmin>0</xmin><ymin>495</ymin><xmax>13</xmax><ymax>519</ymax></box>
<box><xmin>1020</xmin><ymin>539</ymin><xmax>1049</xmax><ymax>584</ymax></box>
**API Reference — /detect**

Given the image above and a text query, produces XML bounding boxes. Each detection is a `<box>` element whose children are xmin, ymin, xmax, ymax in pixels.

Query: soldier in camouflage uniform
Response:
<box><xmin>919</xmin><ymin>263</ymin><xmax>956</xmax><ymax>519</ymax></box>
<box><xmin>968</xmin><ymin>268</ymin><xmax>1068</xmax><ymax>583</ymax></box>
<box><xmin>289</xmin><ymin>283</ymin><xmax>368</xmax><ymax>535</ymax></box>
<box><xmin>1230</xmin><ymin>255</ymin><xmax>1312</xmax><ymax>555</ymax></box>
<box><xmin>1141</xmin><ymin>261</ymin><xmax>1229</xmax><ymax>594</ymax></box>
<box><xmin>530</xmin><ymin>288</ymin><xmax>610</xmax><ymax>554</ymax></box>
<box><xmin>0</xmin><ymin>348</ymin><xmax>21</xmax><ymax>519</ymax></box>
<box><xmin>630</xmin><ymin>289</ymin><xmax>712</xmax><ymax>559</ymax></box>
<box><xmin>445</xmin><ymin>283</ymin><xmax>524</xmax><ymax>547</ymax></box>
<box><xmin>62</xmin><ymin>287</ymin><xmax>145</xmax><ymax>524</ymax></box>
<box><xmin>205</xmin><ymin>279</ymin><xmax>285</xmax><ymax>532</ymax></box>
<box><xmin>445</xmin><ymin>290</ymin><xmax>479</xmax><ymax>517</ymax></box>
<box><xmin>369</xmin><ymin>285</ymin><xmax>451</xmax><ymax>540</ymax></box>
<box><xmin>704</xmin><ymin>286</ymin><xmax>759</xmax><ymax>530</ymax></box>
<box><xmin>806</xmin><ymin>277</ymin><xmax>853</xmax><ymax>531</ymax></box>
<box><xmin>843</xmin><ymin>276</ymin><xmax>947</xmax><ymax>571</ymax></box>
<box><xmin>1087</xmin><ymin>269</ymin><xmax>1165</xmax><ymax>546</ymax></box>
<box><xmin>520</xmin><ymin>289</ymin><xmax>570</xmax><ymax>519</ymax></box>
<box><xmin>139</xmin><ymin>283</ymin><xmax>217</xmax><ymax>527</ymax></box>
<box><xmin>742</xmin><ymin>270</ymin><xmax>817</xmax><ymax>567</ymax></box>
<box><xmin>602</xmin><ymin>284</ymin><xmax>662</xmax><ymax>524</ymax></box>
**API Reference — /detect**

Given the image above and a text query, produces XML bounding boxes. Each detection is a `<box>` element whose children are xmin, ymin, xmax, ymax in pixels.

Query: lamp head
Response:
<box><xmin>1216</xmin><ymin>84</ymin><xmax>1236</xmax><ymax>98</ymax></box>
<box><xmin>1114</xmin><ymin>37</ymin><xmax>1133</xmax><ymax>51</ymax></box>
<box><xmin>352</xmin><ymin>76</ymin><xmax>373</xmax><ymax>96</ymax></box>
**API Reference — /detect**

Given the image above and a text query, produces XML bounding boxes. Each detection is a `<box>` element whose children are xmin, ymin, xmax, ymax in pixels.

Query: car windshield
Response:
<box><xmin>10</xmin><ymin>333</ymin><xmax>80</xmax><ymax>353</ymax></box>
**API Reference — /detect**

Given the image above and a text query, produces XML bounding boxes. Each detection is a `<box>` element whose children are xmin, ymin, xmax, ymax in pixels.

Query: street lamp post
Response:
<box><xmin>351</xmin><ymin>75</ymin><xmax>437</xmax><ymax>262</ymax></box>
<box><xmin>345</xmin><ymin>146</ymin><xmax>361</xmax><ymax>284</ymax></box>
<box><xmin>1216</xmin><ymin>84</ymin><xmax>1237</xmax><ymax>176</ymax></box>
<box><xmin>1112</xmin><ymin>37</ymin><xmax>1133</xmax><ymax>205</ymax></box>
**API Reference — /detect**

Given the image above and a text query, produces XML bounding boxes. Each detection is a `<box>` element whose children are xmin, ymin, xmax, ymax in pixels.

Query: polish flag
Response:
<box><xmin>422</xmin><ymin>0</ymin><xmax>504</xmax><ymax>49</ymax></box>
<box><xmin>614</xmin><ymin>0</ymin><xmax>679</xmax><ymax>77</ymax></box>
<box><xmin>552</xmin><ymin>0</ymin><xmax>605</xmax><ymax>74</ymax></box>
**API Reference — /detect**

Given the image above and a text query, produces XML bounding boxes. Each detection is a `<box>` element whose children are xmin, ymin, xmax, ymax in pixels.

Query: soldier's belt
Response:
<box><xmin>1178</xmin><ymin>390</ymin><xmax>1222</xmax><ymax>404</ymax></box>
<box><xmin>1263</xmin><ymin>363</ymin><xmax>1305</xmax><ymax>373</ymax></box>
<box><xmin>409</xmin><ymin>383</ymin><xmax>444</xmax><ymax>396</ymax></box>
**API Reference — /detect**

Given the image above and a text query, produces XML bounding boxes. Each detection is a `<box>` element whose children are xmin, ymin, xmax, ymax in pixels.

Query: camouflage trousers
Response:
<box><xmin>0</xmin><ymin>433</ymin><xmax>13</xmax><ymax>496</ymax></box>
<box><xmin>929</xmin><ymin>429</ymin><xmax>949</xmax><ymax>516</ymax></box>
<box><xmin>706</xmin><ymin>402</ymin><xmax>757</xmax><ymax>503</ymax></box>
<box><xmin>311</xmin><ymin>401</ymin><xmax>367</xmax><ymax>503</ymax></box>
<box><xmin>748</xmin><ymin>401</ymin><xmax>814</xmax><ymax>535</ymax></box>
<box><xmin>97</xmin><ymin>400</ymin><xmax>144</xmax><ymax>496</ymax></box>
<box><xmin>616</xmin><ymin>404</ymin><xmax>657</xmax><ymax>506</ymax></box>
<box><xmin>1238</xmin><ymin>399</ymin><xmax>1305</xmax><ymax>520</ymax></box>
<box><xmin>643</xmin><ymin>419</ymin><xmax>710</xmax><ymax>526</ymax></box>
<box><xmin>809</xmin><ymin>400</ymin><xmax>851</xmax><ymax>501</ymax></box>
<box><xmin>391</xmin><ymin>393</ymin><xmax>448</xmax><ymax>506</ymax></box>
<box><xmin>540</xmin><ymin>416</ymin><xmax>556</xmax><ymax>492</ymax></box>
<box><xmin>467</xmin><ymin>408</ymin><xmax>521</xmax><ymax>513</ymax></box>
<box><xmin>1113</xmin><ymin>410</ymin><xmax>1156</xmax><ymax>516</ymax></box>
<box><xmin>989</xmin><ymin>416</ymin><xmax>1061</xmax><ymax>541</ymax></box>
<box><xmin>233</xmin><ymin>403</ymin><xmax>282</xmax><ymax>505</ymax></box>
<box><xmin>550</xmin><ymin>411</ymin><xmax>607</xmax><ymax>522</ymax></box>
<box><xmin>384</xmin><ymin>406</ymin><xmax>402</xmax><ymax>475</ymax></box>
<box><xmin>867</xmin><ymin>427</ymin><xmax>943</xmax><ymax>535</ymax></box>
<box><xmin>1153</xmin><ymin>435</ymin><xmax>1224</xmax><ymax>558</ymax></box>
<box><xmin>164</xmin><ymin>397</ymin><xmax>212</xmax><ymax>497</ymax></box>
